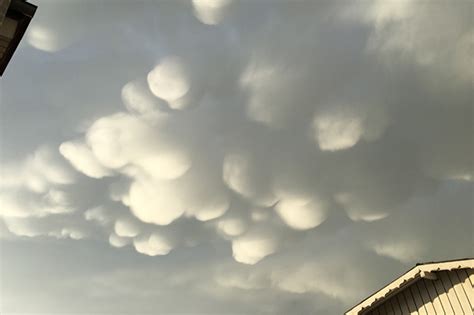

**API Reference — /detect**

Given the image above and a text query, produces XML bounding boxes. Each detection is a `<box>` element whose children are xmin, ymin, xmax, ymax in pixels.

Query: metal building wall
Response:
<box><xmin>364</xmin><ymin>268</ymin><xmax>474</xmax><ymax>315</ymax></box>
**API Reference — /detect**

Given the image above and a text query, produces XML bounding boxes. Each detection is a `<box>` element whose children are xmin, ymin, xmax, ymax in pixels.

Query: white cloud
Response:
<box><xmin>193</xmin><ymin>196</ymin><xmax>229</xmax><ymax>221</ymax></box>
<box><xmin>232</xmin><ymin>227</ymin><xmax>278</xmax><ymax>264</ymax></box>
<box><xmin>133</xmin><ymin>232</ymin><xmax>173</xmax><ymax>256</ymax></box>
<box><xmin>24</xmin><ymin>0</ymin><xmax>90</xmax><ymax>53</ymax></box>
<box><xmin>109</xmin><ymin>233</ymin><xmax>131</xmax><ymax>248</ymax></box>
<box><xmin>0</xmin><ymin>187</ymin><xmax>74</xmax><ymax>219</ymax></box>
<box><xmin>0</xmin><ymin>146</ymin><xmax>77</xmax><ymax>195</ymax></box>
<box><xmin>32</xmin><ymin>148</ymin><xmax>75</xmax><ymax>183</ymax></box>
<box><xmin>2</xmin><ymin>216</ymin><xmax>87</xmax><ymax>240</ymax></box>
<box><xmin>2</xmin><ymin>1</ymin><xmax>473</xmax><ymax>314</ymax></box>
<box><xmin>311</xmin><ymin>103</ymin><xmax>388</xmax><ymax>152</ymax></box>
<box><xmin>85</xmin><ymin>113</ymin><xmax>147</xmax><ymax>169</ymax></box>
<box><xmin>84</xmin><ymin>206</ymin><xmax>112</xmax><ymax>226</ymax></box>
<box><xmin>147</xmin><ymin>57</ymin><xmax>190</xmax><ymax>107</ymax></box>
<box><xmin>27</xmin><ymin>25</ymin><xmax>65</xmax><ymax>52</ymax></box>
<box><xmin>0</xmin><ymin>193</ymin><xmax>32</xmax><ymax>218</ymax></box>
<box><xmin>366</xmin><ymin>0</ymin><xmax>413</xmax><ymax>26</ymax></box>
<box><xmin>214</xmin><ymin>269</ymin><xmax>267</xmax><ymax>290</ymax></box>
<box><xmin>217</xmin><ymin>218</ymin><xmax>247</xmax><ymax>237</ymax></box>
<box><xmin>222</xmin><ymin>152</ymin><xmax>276</xmax><ymax>207</ymax></box>
<box><xmin>121</xmin><ymin>80</ymin><xmax>165</xmax><ymax>116</ymax></box>
<box><xmin>127</xmin><ymin>178</ymin><xmax>186</xmax><ymax>226</ymax></box>
<box><xmin>42</xmin><ymin>189</ymin><xmax>75</xmax><ymax>215</ymax></box>
<box><xmin>114</xmin><ymin>217</ymin><xmax>141</xmax><ymax>238</ymax></box>
<box><xmin>222</xmin><ymin>153</ymin><xmax>253</xmax><ymax>197</ymax></box>
<box><xmin>135</xmin><ymin>151</ymin><xmax>191</xmax><ymax>180</ymax></box>
<box><xmin>364</xmin><ymin>0</ymin><xmax>473</xmax><ymax>81</ymax></box>
<box><xmin>275</xmin><ymin>196</ymin><xmax>328</xmax><ymax>230</ymax></box>
<box><xmin>272</xmin><ymin>258</ymin><xmax>365</xmax><ymax>301</ymax></box>
<box><xmin>85</xmin><ymin>112</ymin><xmax>192</xmax><ymax>181</ymax></box>
<box><xmin>192</xmin><ymin>0</ymin><xmax>232</xmax><ymax>25</ymax></box>
<box><xmin>59</xmin><ymin>141</ymin><xmax>112</xmax><ymax>178</ymax></box>
<box><xmin>371</xmin><ymin>240</ymin><xmax>424</xmax><ymax>264</ymax></box>
<box><xmin>312</xmin><ymin>111</ymin><xmax>363</xmax><ymax>151</ymax></box>
<box><xmin>335</xmin><ymin>192</ymin><xmax>389</xmax><ymax>222</ymax></box>
<box><xmin>240</xmin><ymin>59</ymin><xmax>300</xmax><ymax>128</ymax></box>
<box><xmin>250</xmin><ymin>208</ymin><xmax>270</xmax><ymax>222</ymax></box>
<box><xmin>49</xmin><ymin>227</ymin><xmax>85</xmax><ymax>240</ymax></box>
<box><xmin>3</xmin><ymin>217</ymin><xmax>46</xmax><ymax>237</ymax></box>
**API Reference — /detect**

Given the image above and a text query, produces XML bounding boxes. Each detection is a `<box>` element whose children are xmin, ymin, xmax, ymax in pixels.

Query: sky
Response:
<box><xmin>0</xmin><ymin>0</ymin><xmax>473</xmax><ymax>314</ymax></box>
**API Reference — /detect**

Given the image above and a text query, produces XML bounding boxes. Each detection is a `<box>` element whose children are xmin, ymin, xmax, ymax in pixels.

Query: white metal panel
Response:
<box><xmin>433</xmin><ymin>274</ymin><xmax>455</xmax><ymax>314</ymax></box>
<box><xmin>409</xmin><ymin>285</ymin><xmax>427</xmax><ymax>314</ymax></box>
<box><xmin>390</xmin><ymin>296</ymin><xmax>402</xmax><ymax>315</ymax></box>
<box><xmin>468</xmin><ymin>269</ymin><xmax>474</xmax><ymax>286</ymax></box>
<box><xmin>457</xmin><ymin>269</ymin><xmax>474</xmax><ymax>310</ymax></box>
<box><xmin>386</xmin><ymin>298</ymin><xmax>395</xmax><ymax>314</ymax></box>
<box><xmin>439</xmin><ymin>271</ymin><xmax>464</xmax><ymax>314</ymax></box>
<box><xmin>416</xmin><ymin>280</ymin><xmax>436</xmax><ymax>314</ymax></box>
<box><xmin>402</xmin><ymin>288</ymin><xmax>418</xmax><ymax>314</ymax></box>
<box><xmin>422</xmin><ymin>278</ymin><xmax>445</xmax><ymax>314</ymax></box>
<box><xmin>448</xmin><ymin>270</ymin><xmax>472</xmax><ymax>313</ymax></box>
<box><xmin>351</xmin><ymin>261</ymin><xmax>474</xmax><ymax>315</ymax></box>
<box><xmin>396</xmin><ymin>292</ymin><xmax>410</xmax><ymax>314</ymax></box>
<box><xmin>365</xmin><ymin>269</ymin><xmax>474</xmax><ymax>314</ymax></box>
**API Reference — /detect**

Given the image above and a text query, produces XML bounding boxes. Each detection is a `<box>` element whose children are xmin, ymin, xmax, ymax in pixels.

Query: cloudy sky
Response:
<box><xmin>0</xmin><ymin>0</ymin><xmax>473</xmax><ymax>314</ymax></box>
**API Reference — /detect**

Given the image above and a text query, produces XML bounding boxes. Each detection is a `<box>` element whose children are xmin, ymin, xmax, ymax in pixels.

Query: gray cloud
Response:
<box><xmin>1</xmin><ymin>0</ymin><xmax>472</xmax><ymax>314</ymax></box>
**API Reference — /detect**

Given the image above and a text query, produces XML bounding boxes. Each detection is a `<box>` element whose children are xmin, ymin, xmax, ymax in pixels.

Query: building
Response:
<box><xmin>346</xmin><ymin>258</ymin><xmax>474</xmax><ymax>315</ymax></box>
<box><xmin>0</xmin><ymin>0</ymin><xmax>37</xmax><ymax>76</ymax></box>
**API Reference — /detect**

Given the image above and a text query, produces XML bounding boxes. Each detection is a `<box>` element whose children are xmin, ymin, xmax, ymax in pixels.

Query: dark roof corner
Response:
<box><xmin>0</xmin><ymin>0</ymin><xmax>37</xmax><ymax>76</ymax></box>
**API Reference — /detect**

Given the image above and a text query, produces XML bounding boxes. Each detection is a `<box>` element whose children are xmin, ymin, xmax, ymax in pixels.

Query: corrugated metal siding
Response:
<box><xmin>365</xmin><ymin>268</ymin><xmax>474</xmax><ymax>315</ymax></box>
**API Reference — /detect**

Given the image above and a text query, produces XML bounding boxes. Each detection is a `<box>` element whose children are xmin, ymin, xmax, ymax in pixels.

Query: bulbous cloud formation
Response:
<box><xmin>192</xmin><ymin>0</ymin><xmax>232</xmax><ymax>25</ymax></box>
<box><xmin>232</xmin><ymin>226</ymin><xmax>279</xmax><ymax>264</ymax></box>
<box><xmin>147</xmin><ymin>57</ymin><xmax>191</xmax><ymax>108</ymax></box>
<box><xmin>275</xmin><ymin>196</ymin><xmax>328</xmax><ymax>230</ymax></box>
<box><xmin>1</xmin><ymin>0</ymin><xmax>473</xmax><ymax>314</ymax></box>
<box><xmin>59</xmin><ymin>141</ymin><xmax>112</xmax><ymax>178</ymax></box>
<box><xmin>133</xmin><ymin>232</ymin><xmax>174</xmax><ymax>256</ymax></box>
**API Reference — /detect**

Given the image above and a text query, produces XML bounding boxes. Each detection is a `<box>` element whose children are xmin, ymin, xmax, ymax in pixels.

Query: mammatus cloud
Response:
<box><xmin>217</xmin><ymin>217</ymin><xmax>247</xmax><ymax>237</ymax></box>
<box><xmin>1</xmin><ymin>146</ymin><xmax>74</xmax><ymax>192</ymax></box>
<box><xmin>222</xmin><ymin>152</ymin><xmax>276</xmax><ymax>207</ymax></box>
<box><xmin>365</xmin><ymin>0</ymin><xmax>473</xmax><ymax>81</ymax></box>
<box><xmin>192</xmin><ymin>0</ymin><xmax>232</xmax><ymax>25</ymax></box>
<box><xmin>275</xmin><ymin>196</ymin><xmax>328</xmax><ymax>230</ymax></box>
<box><xmin>334</xmin><ymin>192</ymin><xmax>389</xmax><ymax>222</ymax></box>
<box><xmin>133</xmin><ymin>232</ymin><xmax>174</xmax><ymax>256</ymax></box>
<box><xmin>114</xmin><ymin>217</ymin><xmax>141</xmax><ymax>238</ymax></box>
<box><xmin>0</xmin><ymin>147</ymin><xmax>76</xmax><ymax>219</ymax></box>
<box><xmin>232</xmin><ymin>226</ymin><xmax>279</xmax><ymax>265</ymax></box>
<box><xmin>59</xmin><ymin>141</ymin><xmax>112</xmax><ymax>178</ymax></box>
<box><xmin>312</xmin><ymin>112</ymin><xmax>363</xmax><ymax>151</ymax></box>
<box><xmin>127</xmin><ymin>178</ymin><xmax>186</xmax><ymax>225</ymax></box>
<box><xmin>1</xmin><ymin>0</ymin><xmax>472</xmax><ymax>314</ymax></box>
<box><xmin>311</xmin><ymin>103</ymin><xmax>389</xmax><ymax>152</ymax></box>
<box><xmin>147</xmin><ymin>57</ymin><xmax>191</xmax><ymax>108</ymax></box>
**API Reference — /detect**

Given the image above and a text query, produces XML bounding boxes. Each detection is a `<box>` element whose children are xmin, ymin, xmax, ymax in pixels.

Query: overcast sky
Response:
<box><xmin>0</xmin><ymin>0</ymin><xmax>473</xmax><ymax>314</ymax></box>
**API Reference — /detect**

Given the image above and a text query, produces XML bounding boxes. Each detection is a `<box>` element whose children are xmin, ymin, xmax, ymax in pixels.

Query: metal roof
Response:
<box><xmin>345</xmin><ymin>258</ymin><xmax>474</xmax><ymax>315</ymax></box>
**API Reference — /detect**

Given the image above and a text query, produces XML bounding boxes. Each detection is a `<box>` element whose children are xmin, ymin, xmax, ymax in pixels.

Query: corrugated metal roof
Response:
<box><xmin>345</xmin><ymin>258</ymin><xmax>474</xmax><ymax>315</ymax></box>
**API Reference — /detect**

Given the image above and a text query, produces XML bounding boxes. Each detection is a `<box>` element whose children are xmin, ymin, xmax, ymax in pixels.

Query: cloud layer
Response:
<box><xmin>1</xmin><ymin>0</ymin><xmax>472</xmax><ymax>314</ymax></box>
